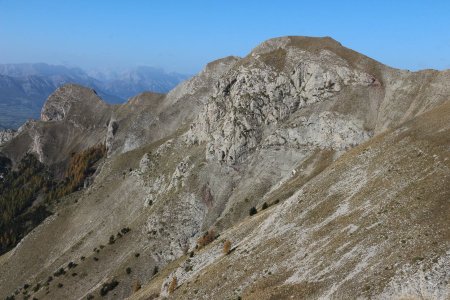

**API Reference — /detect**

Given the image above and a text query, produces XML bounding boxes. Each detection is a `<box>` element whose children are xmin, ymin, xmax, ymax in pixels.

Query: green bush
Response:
<box><xmin>100</xmin><ymin>279</ymin><xmax>119</xmax><ymax>296</ymax></box>
<box><xmin>121</xmin><ymin>227</ymin><xmax>131</xmax><ymax>234</ymax></box>
<box><xmin>54</xmin><ymin>268</ymin><xmax>66</xmax><ymax>277</ymax></box>
<box><xmin>249</xmin><ymin>207</ymin><xmax>257</xmax><ymax>216</ymax></box>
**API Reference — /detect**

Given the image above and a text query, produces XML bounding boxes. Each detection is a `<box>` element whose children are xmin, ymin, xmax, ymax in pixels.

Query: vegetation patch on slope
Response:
<box><xmin>45</xmin><ymin>144</ymin><xmax>106</xmax><ymax>201</ymax></box>
<box><xmin>0</xmin><ymin>153</ymin><xmax>52</xmax><ymax>254</ymax></box>
<box><xmin>0</xmin><ymin>144</ymin><xmax>106</xmax><ymax>255</ymax></box>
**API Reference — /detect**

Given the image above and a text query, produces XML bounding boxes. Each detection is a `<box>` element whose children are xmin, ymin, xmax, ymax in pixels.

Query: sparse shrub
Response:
<box><xmin>5</xmin><ymin>295</ymin><xmax>15</xmax><ymax>300</ymax></box>
<box><xmin>68</xmin><ymin>261</ymin><xmax>77</xmax><ymax>269</ymax></box>
<box><xmin>132</xmin><ymin>280</ymin><xmax>141</xmax><ymax>293</ymax></box>
<box><xmin>197</xmin><ymin>229</ymin><xmax>216</xmax><ymax>248</ymax></box>
<box><xmin>135</xmin><ymin>253</ymin><xmax>140</xmax><ymax>258</ymax></box>
<box><xmin>72</xmin><ymin>273</ymin><xmax>77</xmax><ymax>277</ymax></box>
<box><xmin>223</xmin><ymin>240</ymin><xmax>232</xmax><ymax>255</ymax></box>
<box><xmin>168</xmin><ymin>276</ymin><xmax>177</xmax><ymax>294</ymax></box>
<box><xmin>108</xmin><ymin>235</ymin><xmax>115</xmax><ymax>245</ymax></box>
<box><xmin>80</xmin><ymin>256</ymin><xmax>85</xmax><ymax>261</ymax></box>
<box><xmin>32</xmin><ymin>283</ymin><xmax>40</xmax><ymax>292</ymax></box>
<box><xmin>189</xmin><ymin>251</ymin><xmax>194</xmax><ymax>258</ymax></box>
<box><xmin>93</xmin><ymin>257</ymin><xmax>99</xmax><ymax>261</ymax></box>
<box><xmin>23</xmin><ymin>283</ymin><xmax>30</xmax><ymax>289</ymax></box>
<box><xmin>46</xmin><ymin>276</ymin><xmax>53</xmax><ymax>283</ymax></box>
<box><xmin>86</xmin><ymin>294</ymin><xmax>94</xmax><ymax>300</ymax></box>
<box><xmin>249</xmin><ymin>207</ymin><xmax>257</xmax><ymax>216</ymax></box>
<box><xmin>121</xmin><ymin>227</ymin><xmax>131</xmax><ymax>234</ymax></box>
<box><xmin>126</xmin><ymin>267</ymin><xmax>131</xmax><ymax>275</ymax></box>
<box><xmin>117</xmin><ymin>232</ymin><xmax>122</xmax><ymax>238</ymax></box>
<box><xmin>54</xmin><ymin>268</ymin><xmax>65</xmax><ymax>277</ymax></box>
<box><xmin>100</xmin><ymin>279</ymin><xmax>119</xmax><ymax>296</ymax></box>
<box><xmin>201</xmin><ymin>184</ymin><xmax>214</xmax><ymax>207</ymax></box>
<box><xmin>412</xmin><ymin>256</ymin><xmax>424</xmax><ymax>263</ymax></box>
<box><xmin>57</xmin><ymin>283</ymin><xmax>63</xmax><ymax>288</ymax></box>
<box><xmin>153</xmin><ymin>266</ymin><xmax>159</xmax><ymax>276</ymax></box>
<box><xmin>262</xmin><ymin>202</ymin><xmax>269</xmax><ymax>210</ymax></box>
<box><xmin>182</xmin><ymin>242</ymin><xmax>189</xmax><ymax>255</ymax></box>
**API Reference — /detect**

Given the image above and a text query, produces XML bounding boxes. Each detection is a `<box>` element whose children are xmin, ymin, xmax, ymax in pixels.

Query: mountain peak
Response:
<box><xmin>251</xmin><ymin>36</ymin><xmax>342</xmax><ymax>54</ymax></box>
<box><xmin>244</xmin><ymin>35</ymin><xmax>387</xmax><ymax>83</ymax></box>
<box><xmin>41</xmin><ymin>84</ymin><xmax>107</xmax><ymax>122</ymax></box>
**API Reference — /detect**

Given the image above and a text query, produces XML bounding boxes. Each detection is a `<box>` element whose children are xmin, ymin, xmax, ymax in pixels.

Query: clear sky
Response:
<box><xmin>1</xmin><ymin>0</ymin><xmax>449</xmax><ymax>74</ymax></box>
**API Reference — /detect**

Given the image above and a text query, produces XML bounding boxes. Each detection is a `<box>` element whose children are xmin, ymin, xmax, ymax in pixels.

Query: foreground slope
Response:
<box><xmin>133</xmin><ymin>100</ymin><xmax>450</xmax><ymax>299</ymax></box>
<box><xmin>0</xmin><ymin>36</ymin><xmax>449</xmax><ymax>299</ymax></box>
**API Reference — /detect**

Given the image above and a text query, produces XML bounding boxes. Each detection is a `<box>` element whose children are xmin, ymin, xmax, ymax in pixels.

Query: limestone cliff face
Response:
<box><xmin>192</xmin><ymin>38</ymin><xmax>380</xmax><ymax>164</ymax></box>
<box><xmin>193</xmin><ymin>37</ymin><xmax>449</xmax><ymax>165</ymax></box>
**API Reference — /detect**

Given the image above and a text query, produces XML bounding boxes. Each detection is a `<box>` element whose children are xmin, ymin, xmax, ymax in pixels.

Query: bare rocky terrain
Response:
<box><xmin>0</xmin><ymin>36</ymin><xmax>449</xmax><ymax>300</ymax></box>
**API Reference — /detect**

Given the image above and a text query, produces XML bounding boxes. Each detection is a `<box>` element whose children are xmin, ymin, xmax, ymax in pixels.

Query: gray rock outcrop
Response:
<box><xmin>0</xmin><ymin>129</ymin><xmax>16</xmax><ymax>146</ymax></box>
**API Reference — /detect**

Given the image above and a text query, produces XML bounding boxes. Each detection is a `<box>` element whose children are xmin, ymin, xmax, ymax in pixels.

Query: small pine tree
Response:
<box><xmin>223</xmin><ymin>240</ymin><xmax>231</xmax><ymax>255</ymax></box>
<box><xmin>196</xmin><ymin>229</ymin><xmax>216</xmax><ymax>248</ymax></box>
<box><xmin>132</xmin><ymin>280</ymin><xmax>141</xmax><ymax>293</ymax></box>
<box><xmin>168</xmin><ymin>276</ymin><xmax>177</xmax><ymax>294</ymax></box>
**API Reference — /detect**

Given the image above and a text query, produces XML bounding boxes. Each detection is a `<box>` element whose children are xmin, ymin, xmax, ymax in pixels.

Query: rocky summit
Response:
<box><xmin>0</xmin><ymin>36</ymin><xmax>449</xmax><ymax>300</ymax></box>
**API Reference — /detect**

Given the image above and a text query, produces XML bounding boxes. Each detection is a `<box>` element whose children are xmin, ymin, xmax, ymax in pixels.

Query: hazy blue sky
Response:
<box><xmin>1</xmin><ymin>0</ymin><xmax>449</xmax><ymax>73</ymax></box>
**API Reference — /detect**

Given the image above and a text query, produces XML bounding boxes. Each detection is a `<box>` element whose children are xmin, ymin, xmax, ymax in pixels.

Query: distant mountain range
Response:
<box><xmin>0</xmin><ymin>63</ymin><xmax>189</xmax><ymax>129</ymax></box>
